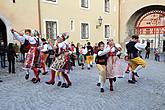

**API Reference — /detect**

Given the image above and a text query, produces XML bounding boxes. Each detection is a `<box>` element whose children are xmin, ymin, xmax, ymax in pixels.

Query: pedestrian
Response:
<box><xmin>7</xmin><ymin>43</ymin><xmax>17</xmax><ymax>73</ymax></box>
<box><xmin>0</xmin><ymin>42</ymin><xmax>7</xmax><ymax>68</ymax></box>
<box><xmin>145</xmin><ymin>41</ymin><xmax>150</xmax><ymax>59</ymax></box>
<box><xmin>126</xmin><ymin>35</ymin><xmax>147</xmax><ymax>84</ymax></box>
<box><xmin>154</xmin><ymin>48</ymin><xmax>160</xmax><ymax>62</ymax></box>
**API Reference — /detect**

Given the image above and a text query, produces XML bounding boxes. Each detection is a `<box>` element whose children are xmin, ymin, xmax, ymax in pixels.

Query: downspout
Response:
<box><xmin>118</xmin><ymin>0</ymin><xmax>121</xmax><ymax>43</ymax></box>
<box><xmin>38</xmin><ymin>0</ymin><xmax>42</xmax><ymax>35</ymax></box>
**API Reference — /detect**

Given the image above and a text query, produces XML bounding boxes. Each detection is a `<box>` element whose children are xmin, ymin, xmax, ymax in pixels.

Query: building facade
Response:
<box><xmin>0</xmin><ymin>0</ymin><xmax>119</xmax><ymax>46</ymax></box>
<box><xmin>0</xmin><ymin>0</ymin><xmax>165</xmax><ymax>51</ymax></box>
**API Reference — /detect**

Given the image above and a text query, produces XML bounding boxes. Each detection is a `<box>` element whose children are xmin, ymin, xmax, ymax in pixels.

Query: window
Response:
<box><xmin>46</xmin><ymin>21</ymin><xmax>57</xmax><ymax>39</ymax></box>
<box><xmin>81</xmin><ymin>23</ymin><xmax>89</xmax><ymax>39</ymax></box>
<box><xmin>146</xmin><ymin>28</ymin><xmax>150</xmax><ymax>34</ymax></box>
<box><xmin>43</xmin><ymin>0</ymin><xmax>57</xmax><ymax>4</ymax></box>
<box><xmin>45</xmin><ymin>0</ymin><xmax>56</xmax><ymax>2</ymax></box>
<box><xmin>151</xmin><ymin>40</ymin><xmax>153</xmax><ymax>43</ymax></box>
<box><xmin>70</xmin><ymin>20</ymin><xmax>75</xmax><ymax>32</ymax></box>
<box><xmin>105</xmin><ymin>25</ymin><xmax>110</xmax><ymax>38</ymax></box>
<box><xmin>81</xmin><ymin>0</ymin><xmax>88</xmax><ymax>8</ymax></box>
<box><xmin>105</xmin><ymin>0</ymin><xmax>110</xmax><ymax>13</ymax></box>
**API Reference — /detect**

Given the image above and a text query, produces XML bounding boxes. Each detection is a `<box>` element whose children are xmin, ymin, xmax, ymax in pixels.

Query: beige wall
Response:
<box><xmin>120</xmin><ymin>0</ymin><xmax>165</xmax><ymax>43</ymax></box>
<box><xmin>0</xmin><ymin>0</ymin><xmax>39</xmax><ymax>43</ymax></box>
<box><xmin>40</xmin><ymin>0</ymin><xmax>119</xmax><ymax>45</ymax></box>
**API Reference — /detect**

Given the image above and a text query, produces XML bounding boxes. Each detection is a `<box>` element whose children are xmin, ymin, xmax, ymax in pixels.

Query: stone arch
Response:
<box><xmin>0</xmin><ymin>13</ymin><xmax>13</xmax><ymax>46</ymax></box>
<box><xmin>127</xmin><ymin>5</ymin><xmax>165</xmax><ymax>37</ymax></box>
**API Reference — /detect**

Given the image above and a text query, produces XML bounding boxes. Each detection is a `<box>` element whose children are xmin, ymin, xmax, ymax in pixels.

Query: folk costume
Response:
<box><xmin>85</xmin><ymin>42</ymin><xmax>94</xmax><ymax>70</ymax></box>
<box><xmin>126</xmin><ymin>36</ymin><xmax>146</xmax><ymax>84</ymax></box>
<box><xmin>46</xmin><ymin>33</ymin><xmax>72</xmax><ymax>88</ymax></box>
<box><xmin>106</xmin><ymin>45</ymin><xmax>117</xmax><ymax>91</ymax></box>
<box><xmin>12</xmin><ymin>30</ymin><xmax>41</xmax><ymax>83</ymax></box>
<box><xmin>96</xmin><ymin>46</ymin><xmax>110</xmax><ymax>92</ymax></box>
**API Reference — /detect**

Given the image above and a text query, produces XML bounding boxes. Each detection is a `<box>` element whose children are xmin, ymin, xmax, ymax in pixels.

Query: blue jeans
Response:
<box><xmin>0</xmin><ymin>54</ymin><xmax>6</xmax><ymax>68</ymax></box>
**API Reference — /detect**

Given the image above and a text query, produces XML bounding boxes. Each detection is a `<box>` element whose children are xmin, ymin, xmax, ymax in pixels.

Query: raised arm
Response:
<box><xmin>11</xmin><ymin>29</ymin><xmax>25</xmax><ymax>43</ymax></box>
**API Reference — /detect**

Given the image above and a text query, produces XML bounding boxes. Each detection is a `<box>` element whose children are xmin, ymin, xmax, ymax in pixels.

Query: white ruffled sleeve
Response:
<box><xmin>12</xmin><ymin>32</ymin><xmax>25</xmax><ymax>43</ymax></box>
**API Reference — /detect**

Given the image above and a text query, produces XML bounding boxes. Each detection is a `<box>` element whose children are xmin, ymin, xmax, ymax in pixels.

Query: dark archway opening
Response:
<box><xmin>0</xmin><ymin>19</ymin><xmax>7</xmax><ymax>46</ymax></box>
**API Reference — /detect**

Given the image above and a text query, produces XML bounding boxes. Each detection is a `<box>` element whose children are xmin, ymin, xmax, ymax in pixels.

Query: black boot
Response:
<box><xmin>61</xmin><ymin>83</ymin><xmax>67</xmax><ymax>88</ymax></box>
<box><xmin>97</xmin><ymin>82</ymin><xmax>101</xmax><ymax>87</ymax></box>
<box><xmin>25</xmin><ymin>74</ymin><xmax>29</xmax><ymax>80</ymax></box>
<box><xmin>100</xmin><ymin>88</ymin><xmax>104</xmax><ymax>93</ymax></box>
<box><xmin>57</xmin><ymin>81</ymin><xmax>62</xmax><ymax>86</ymax></box>
<box><xmin>128</xmin><ymin>80</ymin><xmax>136</xmax><ymax>84</ymax></box>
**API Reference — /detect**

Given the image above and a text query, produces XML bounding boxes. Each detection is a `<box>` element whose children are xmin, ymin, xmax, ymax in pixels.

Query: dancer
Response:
<box><xmin>126</xmin><ymin>35</ymin><xmax>147</xmax><ymax>84</ymax></box>
<box><xmin>106</xmin><ymin>39</ymin><xmax>117</xmax><ymax>91</ymax></box>
<box><xmin>96</xmin><ymin>41</ymin><xmax>110</xmax><ymax>92</ymax></box>
<box><xmin>46</xmin><ymin>33</ymin><xmax>72</xmax><ymax>88</ymax></box>
<box><xmin>86</xmin><ymin>42</ymin><xmax>94</xmax><ymax>70</ymax></box>
<box><xmin>11</xmin><ymin>29</ymin><xmax>41</xmax><ymax>83</ymax></box>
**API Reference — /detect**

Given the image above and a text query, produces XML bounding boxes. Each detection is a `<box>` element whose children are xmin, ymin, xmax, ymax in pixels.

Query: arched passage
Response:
<box><xmin>127</xmin><ymin>5</ymin><xmax>165</xmax><ymax>51</ymax></box>
<box><xmin>0</xmin><ymin>19</ymin><xmax>7</xmax><ymax>46</ymax></box>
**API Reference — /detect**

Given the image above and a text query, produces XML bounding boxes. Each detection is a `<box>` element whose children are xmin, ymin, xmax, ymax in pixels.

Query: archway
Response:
<box><xmin>127</xmin><ymin>5</ymin><xmax>165</xmax><ymax>51</ymax></box>
<box><xmin>0</xmin><ymin>19</ymin><xmax>7</xmax><ymax>46</ymax></box>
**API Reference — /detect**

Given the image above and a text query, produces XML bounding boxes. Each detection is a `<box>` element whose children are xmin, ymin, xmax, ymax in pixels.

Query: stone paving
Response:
<box><xmin>0</xmin><ymin>58</ymin><xmax>165</xmax><ymax>110</ymax></box>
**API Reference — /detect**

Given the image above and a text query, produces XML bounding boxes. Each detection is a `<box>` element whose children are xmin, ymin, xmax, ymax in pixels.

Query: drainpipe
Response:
<box><xmin>37</xmin><ymin>0</ymin><xmax>42</xmax><ymax>35</ymax></box>
<box><xmin>118</xmin><ymin>0</ymin><xmax>121</xmax><ymax>43</ymax></box>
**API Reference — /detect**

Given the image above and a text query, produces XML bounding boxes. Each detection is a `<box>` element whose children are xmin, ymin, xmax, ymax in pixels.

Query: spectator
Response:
<box><xmin>7</xmin><ymin>43</ymin><xmax>17</xmax><ymax>73</ymax></box>
<box><xmin>145</xmin><ymin>41</ymin><xmax>150</xmax><ymax>59</ymax></box>
<box><xmin>0</xmin><ymin>42</ymin><xmax>7</xmax><ymax>68</ymax></box>
<box><xmin>154</xmin><ymin>48</ymin><xmax>160</xmax><ymax>62</ymax></box>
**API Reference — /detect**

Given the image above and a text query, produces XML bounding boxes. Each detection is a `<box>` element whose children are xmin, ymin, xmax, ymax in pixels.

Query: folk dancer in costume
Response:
<box><xmin>115</xmin><ymin>43</ymin><xmax>124</xmax><ymax>78</ymax></box>
<box><xmin>11</xmin><ymin>29</ymin><xmax>41</xmax><ymax>83</ymax></box>
<box><xmin>40</xmin><ymin>38</ymin><xmax>49</xmax><ymax>75</ymax></box>
<box><xmin>95</xmin><ymin>41</ymin><xmax>110</xmax><ymax>92</ymax></box>
<box><xmin>85</xmin><ymin>42</ymin><xmax>94</xmax><ymax>70</ymax></box>
<box><xmin>46</xmin><ymin>33</ymin><xmax>72</xmax><ymax>88</ymax></box>
<box><xmin>126</xmin><ymin>35</ymin><xmax>147</xmax><ymax>84</ymax></box>
<box><xmin>106</xmin><ymin>39</ymin><xmax>118</xmax><ymax>91</ymax></box>
<box><xmin>79</xmin><ymin>46</ymin><xmax>86</xmax><ymax>70</ymax></box>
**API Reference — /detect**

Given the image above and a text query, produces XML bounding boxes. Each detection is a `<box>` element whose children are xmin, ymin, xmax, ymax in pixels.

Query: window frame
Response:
<box><xmin>103</xmin><ymin>0</ymin><xmax>111</xmax><ymax>14</ymax></box>
<box><xmin>80</xmin><ymin>22</ymin><xmax>90</xmax><ymax>40</ymax></box>
<box><xmin>80</xmin><ymin>0</ymin><xmax>90</xmax><ymax>10</ymax></box>
<box><xmin>104</xmin><ymin>24</ymin><xmax>111</xmax><ymax>39</ymax></box>
<box><xmin>70</xmin><ymin>19</ymin><xmax>75</xmax><ymax>32</ymax></box>
<box><xmin>43</xmin><ymin>19</ymin><xmax>59</xmax><ymax>40</ymax></box>
<box><xmin>42</xmin><ymin>0</ymin><xmax>58</xmax><ymax>5</ymax></box>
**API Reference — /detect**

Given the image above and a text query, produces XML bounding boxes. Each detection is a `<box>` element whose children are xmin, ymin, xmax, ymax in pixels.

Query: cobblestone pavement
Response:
<box><xmin>0</xmin><ymin>59</ymin><xmax>165</xmax><ymax>110</ymax></box>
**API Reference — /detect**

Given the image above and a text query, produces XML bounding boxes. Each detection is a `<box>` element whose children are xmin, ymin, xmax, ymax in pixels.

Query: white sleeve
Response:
<box><xmin>135</xmin><ymin>42</ymin><xmax>147</xmax><ymax>50</ymax></box>
<box><xmin>41</xmin><ymin>44</ymin><xmax>48</xmax><ymax>52</ymax></box>
<box><xmin>110</xmin><ymin>47</ymin><xmax>116</xmax><ymax>52</ymax></box>
<box><xmin>12</xmin><ymin>32</ymin><xmax>25</xmax><ymax>43</ymax></box>
<box><xmin>98</xmin><ymin>47</ymin><xmax>110</xmax><ymax>56</ymax></box>
<box><xmin>58</xmin><ymin>42</ymin><xmax>65</xmax><ymax>49</ymax></box>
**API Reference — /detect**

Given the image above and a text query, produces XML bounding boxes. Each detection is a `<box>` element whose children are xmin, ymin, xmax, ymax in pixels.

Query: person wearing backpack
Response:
<box><xmin>7</xmin><ymin>43</ymin><xmax>17</xmax><ymax>73</ymax></box>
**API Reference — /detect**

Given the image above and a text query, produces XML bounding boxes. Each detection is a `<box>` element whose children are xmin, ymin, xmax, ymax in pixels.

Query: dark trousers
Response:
<box><xmin>8</xmin><ymin>60</ymin><xmax>15</xmax><ymax>73</ymax></box>
<box><xmin>155</xmin><ymin>55</ymin><xmax>160</xmax><ymax>62</ymax></box>
<box><xmin>1</xmin><ymin>54</ymin><xmax>6</xmax><ymax>68</ymax></box>
<box><xmin>145</xmin><ymin>52</ymin><xmax>150</xmax><ymax>59</ymax></box>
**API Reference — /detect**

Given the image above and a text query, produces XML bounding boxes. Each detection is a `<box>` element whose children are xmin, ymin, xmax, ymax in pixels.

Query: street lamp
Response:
<box><xmin>96</xmin><ymin>16</ymin><xmax>103</xmax><ymax>29</ymax></box>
